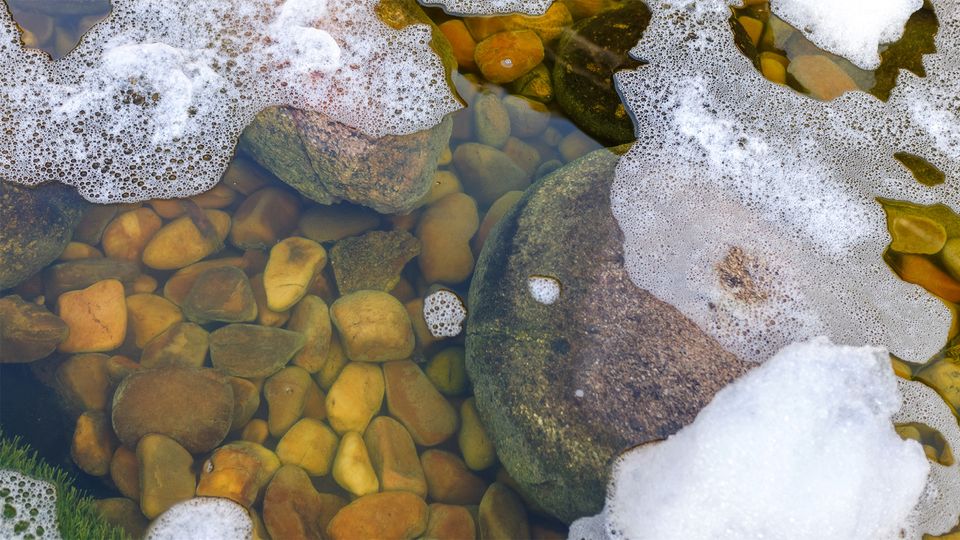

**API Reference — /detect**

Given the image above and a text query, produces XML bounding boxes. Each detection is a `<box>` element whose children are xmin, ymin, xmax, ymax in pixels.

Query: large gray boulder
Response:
<box><xmin>466</xmin><ymin>146</ymin><xmax>753</xmax><ymax>523</ymax></box>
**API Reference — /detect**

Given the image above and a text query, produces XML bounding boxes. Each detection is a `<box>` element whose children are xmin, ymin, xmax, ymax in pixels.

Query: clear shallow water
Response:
<box><xmin>0</xmin><ymin>0</ymin><xmax>959</xmax><ymax>538</ymax></box>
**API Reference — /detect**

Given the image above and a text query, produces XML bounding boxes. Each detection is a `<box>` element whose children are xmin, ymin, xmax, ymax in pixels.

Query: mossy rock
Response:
<box><xmin>239</xmin><ymin>0</ymin><xmax>458</xmax><ymax>214</ymax></box>
<box><xmin>552</xmin><ymin>2</ymin><xmax>650</xmax><ymax>144</ymax></box>
<box><xmin>0</xmin><ymin>432</ymin><xmax>126</xmax><ymax>539</ymax></box>
<box><xmin>0</xmin><ymin>181</ymin><xmax>85</xmax><ymax>291</ymax></box>
<box><xmin>466</xmin><ymin>146</ymin><xmax>752</xmax><ymax>523</ymax></box>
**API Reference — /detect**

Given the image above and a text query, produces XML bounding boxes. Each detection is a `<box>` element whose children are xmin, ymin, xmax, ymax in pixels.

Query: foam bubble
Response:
<box><xmin>416</xmin><ymin>0</ymin><xmax>552</xmax><ymax>16</ymax></box>
<box><xmin>770</xmin><ymin>0</ymin><xmax>922</xmax><ymax>70</ymax></box>
<box><xmin>0</xmin><ymin>0</ymin><xmax>460</xmax><ymax>203</ymax></box>
<box><xmin>611</xmin><ymin>0</ymin><xmax>957</xmax><ymax>363</ymax></box>
<box><xmin>527</xmin><ymin>274</ymin><xmax>561</xmax><ymax>305</ymax></box>
<box><xmin>423</xmin><ymin>288</ymin><xmax>467</xmax><ymax>338</ymax></box>
<box><xmin>0</xmin><ymin>470</ymin><xmax>59</xmax><ymax>539</ymax></box>
<box><xmin>144</xmin><ymin>497</ymin><xmax>253</xmax><ymax>540</ymax></box>
<box><xmin>571</xmin><ymin>338</ymin><xmax>942</xmax><ymax>540</ymax></box>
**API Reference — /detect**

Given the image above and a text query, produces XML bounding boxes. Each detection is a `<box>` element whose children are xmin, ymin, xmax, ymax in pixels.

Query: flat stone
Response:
<box><xmin>330</xmin><ymin>231</ymin><xmax>421</xmax><ymax>294</ymax></box>
<box><xmin>209</xmin><ymin>324</ymin><xmax>305</xmax><ymax>378</ymax></box>
<box><xmin>56</xmin><ymin>279</ymin><xmax>127</xmax><ymax>353</ymax></box>
<box><xmin>43</xmin><ymin>258</ymin><xmax>140</xmax><ymax>300</ymax></box>
<box><xmin>383</xmin><ymin>360</ymin><xmax>458</xmax><ymax>446</ymax></box>
<box><xmin>181</xmin><ymin>266</ymin><xmax>257</xmax><ymax>324</ymax></box>
<box><xmin>0</xmin><ymin>295</ymin><xmax>67</xmax><ymax>362</ymax></box>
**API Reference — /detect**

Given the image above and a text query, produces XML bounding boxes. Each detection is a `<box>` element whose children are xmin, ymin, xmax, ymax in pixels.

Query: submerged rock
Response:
<box><xmin>466</xmin><ymin>147</ymin><xmax>752</xmax><ymax>522</ymax></box>
<box><xmin>553</xmin><ymin>2</ymin><xmax>650</xmax><ymax>144</ymax></box>
<box><xmin>0</xmin><ymin>181</ymin><xmax>85</xmax><ymax>291</ymax></box>
<box><xmin>329</xmin><ymin>230</ymin><xmax>421</xmax><ymax>294</ymax></box>
<box><xmin>0</xmin><ymin>295</ymin><xmax>67</xmax><ymax>363</ymax></box>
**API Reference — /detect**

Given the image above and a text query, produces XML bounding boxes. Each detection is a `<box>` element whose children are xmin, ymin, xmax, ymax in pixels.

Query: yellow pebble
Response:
<box><xmin>326</xmin><ymin>362</ymin><xmax>384</xmax><ymax>434</ymax></box>
<box><xmin>263</xmin><ymin>237</ymin><xmax>327</xmax><ymax>312</ymax></box>
<box><xmin>333</xmin><ymin>431</ymin><xmax>380</xmax><ymax>496</ymax></box>
<box><xmin>276</xmin><ymin>418</ymin><xmax>340</xmax><ymax>476</ymax></box>
<box><xmin>142</xmin><ymin>210</ymin><xmax>231</xmax><ymax>270</ymax></box>
<box><xmin>125</xmin><ymin>293</ymin><xmax>183</xmax><ymax>349</ymax></box>
<box><xmin>459</xmin><ymin>398</ymin><xmax>497</xmax><ymax>471</ymax></box>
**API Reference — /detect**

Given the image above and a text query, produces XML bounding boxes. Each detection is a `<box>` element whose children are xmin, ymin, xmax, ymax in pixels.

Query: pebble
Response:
<box><xmin>330</xmin><ymin>290</ymin><xmax>415</xmax><ymax>362</ymax></box>
<box><xmin>787</xmin><ymin>55</ymin><xmax>859</xmax><ymax>100</ymax></box>
<box><xmin>558</xmin><ymin>130</ymin><xmax>602</xmax><ymax>162</ymax></box>
<box><xmin>502</xmin><ymin>95</ymin><xmax>550</xmax><ymax>137</ymax></box>
<box><xmin>229</xmin><ymin>187</ymin><xmax>301</xmax><ymax>249</ymax></box>
<box><xmin>326</xmin><ymin>491</ymin><xmax>429</xmax><ymax>540</ymax></box>
<box><xmin>943</xmin><ymin>238</ymin><xmax>960</xmax><ymax>281</ymax></box>
<box><xmin>264</xmin><ymin>366</ymin><xmax>313</xmax><ymax>437</ymax></box>
<box><xmin>315</xmin><ymin>334</ymin><xmax>349</xmax><ymax>390</ymax></box>
<box><xmin>110</xmin><ymin>446</ymin><xmax>140</xmax><ymax>501</ymax></box>
<box><xmin>228</xmin><ymin>377</ymin><xmax>261</xmax><ymax>430</ymax></box>
<box><xmin>209</xmin><ymin>323</ymin><xmax>305</xmax><ymax>378</ymax></box>
<box><xmin>325</xmin><ymin>362</ymin><xmax>385</xmax><ymax>434</ymax></box>
<box><xmin>101</xmin><ymin>208</ymin><xmax>163</xmax><ymax>262</ymax></box>
<box><xmin>74</xmin><ymin>204</ymin><xmax>119</xmax><ymax>245</ymax></box>
<box><xmin>125</xmin><ymin>293</ymin><xmax>183</xmax><ymax>349</ymax></box>
<box><xmin>473</xmin><ymin>92</ymin><xmax>511</xmax><ymax>148</ymax></box>
<box><xmin>332</xmin><ymin>431</ymin><xmax>380</xmax><ymax>497</ymax></box>
<box><xmin>459</xmin><ymin>398</ymin><xmax>497</xmax><ymax>471</ymax></box>
<box><xmin>71</xmin><ymin>410</ymin><xmax>116</xmax><ymax>476</ymax></box>
<box><xmin>329</xmin><ymin>231</ymin><xmax>421</xmax><ymax>294</ymax></box>
<box><xmin>439</xmin><ymin>20</ymin><xmax>478</xmax><ymax>71</ymax></box>
<box><xmin>425</xmin><ymin>346</ymin><xmax>469</xmax><ymax>396</ymax></box>
<box><xmin>137</xmin><ymin>434</ymin><xmax>196</xmax><ymax>519</ymax></box>
<box><xmin>161</xmin><ymin>257</ymin><xmax>247</xmax><ymax>306</ymax></box>
<box><xmin>263</xmin><ymin>236</ymin><xmax>327</xmax><ymax>311</ymax></box>
<box><xmin>474</xmin><ymin>30</ymin><xmax>544</xmax><ymax>84</ymax></box>
<box><xmin>453</xmin><ymin>143</ymin><xmax>528</xmax><ymax>206</ymax></box>
<box><xmin>43</xmin><ymin>258</ymin><xmax>139</xmax><ymax>300</ymax></box>
<box><xmin>417</xmin><ymin>193</ymin><xmax>481</xmax><ymax>284</ymax></box>
<box><xmin>241</xmin><ymin>419</ymin><xmax>270</xmax><ymax>445</ymax></box>
<box><xmin>287</xmin><ymin>295</ymin><xmax>332</xmax><ymax>373</ymax></box>
<box><xmin>181</xmin><ymin>266</ymin><xmax>257</xmax><ymax>324</ymax></box>
<box><xmin>473</xmin><ymin>191</ymin><xmax>523</xmax><ymax>255</ymax></box>
<box><xmin>507</xmin><ymin>63</ymin><xmax>553</xmax><ymax>102</ymax></box>
<box><xmin>142</xmin><ymin>210</ymin><xmax>231</xmax><ymax>270</ymax></box>
<box><xmin>421</xmin><ymin>450</ymin><xmax>487</xmax><ymax>505</ymax></box>
<box><xmin>196</xmin><ymin>441</ymin><xmax>280</xmax><ymax>508</ymax></box>
<box><xmin>424</xmin><ymin>504</ymin><xmax>477</xmax><ymax>540</ymax></box>
<box><xmin>57</xmin><ymin>241</ymin><xmax>103</xmax><ymax>261</ymax></box>
<box><xmin>478</xmin><ymin>482</ymin><xmax>530</xmax><ymax>540</ymax></box>
<box><xmin>139</xmin><ymin>322</ymin><xmax>209</xmax><ymax>369</ymax></box>
<box><xmin>0</xmin><ymin>295</ymin><xmax>67</xmax><ymax>363</ymax></box>
<box><xmin>364</xmin><ymin>416</ymin><xmax>428</xmax><ymax>498</ymax></box>
<box><xmin>250</xmin><ymin>273</ymin><xmax>291</xmax><ymax>327</ymax></box>
<box><xmin>263</xmin><ymin>465</ymin><xmax>342</xmax><ymax>540</ymax></box>
<box><xmin>57</xmin><ymin>279</ymin><xmax>127</xmax><ymax>353</ymax></box>
<box><xmin>298</xmin><ymin>203</ymin><xmax>381</xmax><ymax>243</ymax></box>
<box><xmin>55</xmin><ymin>353</ymin><xmax>111</xmax><ymax>412</ymax></box>
<box><xmin>418</xmin><ymin>171</ymin><xmax>463</xmax><ymax>207</ymax></box>
<box><xmin>502</xmin><ymin>137</ymin><xmax>541</xmax><ymax>177</ymax></box>
<box><xmin>276</xmin><ymin>418</ymin><xmax>339</xmax><ymax>476</ymax></box>
<box><xmin>112</xmin><ymin>366</ymin><xmax>234</xmax><ymax>453</ymax></box>
<box><xmin>383</xmin><ymin>360</ymin><xmax>459</xmax><ymax>446</ymax></box>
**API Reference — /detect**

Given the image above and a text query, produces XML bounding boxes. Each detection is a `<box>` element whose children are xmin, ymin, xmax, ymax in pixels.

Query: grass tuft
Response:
<box><xmin>0</xmin><ymin>430</ymin><xmax>126</xmax><ymax>540</ymax></box>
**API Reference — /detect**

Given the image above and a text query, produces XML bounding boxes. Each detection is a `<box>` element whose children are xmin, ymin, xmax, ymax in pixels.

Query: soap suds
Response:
<box><xmin>527</xmin><ymin>274</ymin><xmax>561</xmax><ymax>305</ymax></box>
<box><xmin>770</xmin><ymin>0</ymin><xmax>922</xmax><ymax>69</ymax></box>
<box><xmin>417</xmin><ymin>0</ymin><xmax>552</xmax><ymax>16</ymax></box>
<box><xmin>423</xmin><ymin>288</ymin><xmax>468</xmax><ymax>338</ymax></box>
<box><xmin>612</xmin><ymin>0</ymin><xmax>957</xmax><ymax>363</ymax></box>
<box><xmin>0</xmin><ymin>470</ymin><xmax>59</xmax><ymax>540</ymax></box>
<box><xmin>144</xmin><ymin>497</ymin><xmax>253</xmax><ymax>540</ymax></box>
<box><xmin>570</xmin><ymin>338</ymin><xmax>955</xmax><ymax>540</ymax></box>
<box><xmin>0</xmin><ymin>0</ymin><xmax>460</xmax><ymax>203</ymax></box>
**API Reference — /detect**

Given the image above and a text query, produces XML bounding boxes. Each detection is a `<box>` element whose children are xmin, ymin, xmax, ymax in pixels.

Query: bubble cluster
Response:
<box><xmin>611</xmin><ymin>0</ymin><xmax>958</xmax><ymax>363</ymax></box>
<box><xmin>527</xmin><ymin>274</ymin><xmax>561</xmax><ymax>305</ymax></box>
<box><xmin>423</xmin><ymin>288</ymin><xmax>467</xmax><ymax>338</ymax></box>
<box><xmin>894</xmin><ymin>378</ymin><xmax>960</xmax><ymax>536</ymax></box>
<box><xmin>0</xmin><ymin>470</ymin><xmax>59</xmax><ymax>540</ymax></box>
<box><xmin>144</xmin><ymin>497</ymin><xmax>253</xmax><ymax>540</ymax></box>
<box><xmin>571</xmin><ymin>338</ymin><xmax>947</xmax><ymax>540</ymax></box>
<box><xmin>418</xmin><ymin>0</ymin><xmax>552</xmax><ymax>16</ymax></box>
<box><xmin>0</xmin><ymin>0</ymin><xmax>461</xmax><ymax>203</ymax></box>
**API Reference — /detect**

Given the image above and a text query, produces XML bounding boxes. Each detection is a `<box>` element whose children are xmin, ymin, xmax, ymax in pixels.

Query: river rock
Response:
<box><xmin>0</xmin><ymin>295</ymin><xmax>67</xmax><ymax>363</ymax></box>
<box><xmin>466</xmin><ymin>147</ymin><xmax>753</xmax><ymax>522</ymax></box>
<box><xmin>209</xmin><ymin>324</ymin><xmax>305</xmax><ymax>378</ymax></box>
<box><xmin>0</xmin><ymin>181</ymin><xmax>85</xmax><ymax>291</ymax></box>
<box><xmin>43</xmin><ymin>257</ymin><xmax>140</xmax><ymax>300</ymax></box>
<box><xmin>112</xmin><ymin>366</ymin><xmax>235</xmax><ymax>453</ymax></box>
<box><xmin>330</xmin><ymin>231</ymin><xmax>421</xmax><ymax>294</ymax></box>
<box><xmin>553</xmin><ymin>2</ymin><xmax>650</xmax><ymax>144</ymax></box>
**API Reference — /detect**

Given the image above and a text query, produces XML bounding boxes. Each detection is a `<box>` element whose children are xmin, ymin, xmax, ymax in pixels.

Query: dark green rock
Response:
<box><xmin>552</xmin><ymin>2</ymin><xmax>650</xmax><ymax>144</ymax></box>
<box><xmin>466</xmin><ymin>146</ymin><xmax>752</xmax><ymax>523</ymax></box>
<box><xmin>209</xmin><ymin>324</ymin><xmax>305</xmax><ymax>378</ymax></box>
<box><xmin>330</xmin><ymin>230</ymin><xmax>421</xmax><ymax>294</ymax></box>
<box><xmin>182</xmin><ymin>266</ymin><xmax>257</xmax><ymax>324</ymax></box>
<box><xmin>0</xmin><ymin>181</ymin><xmax>85</xmax><ymax>291</ymax></box>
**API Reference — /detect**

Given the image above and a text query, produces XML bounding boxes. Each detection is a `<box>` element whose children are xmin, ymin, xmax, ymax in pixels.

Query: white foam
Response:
<box><xmin>527</xmin><ymin>275</ymin><xmax>561</xmax><ymax>305</ymax></box>
<box><xmin>770</xmin><ymin>0</ymin><xmax>922</xmax><ymax>69</ymax></box>
<box><xmin>893</xmin><ymin>378</ymin><xmax>960</xmax><ymax>536</ymax></box>
<box><xmin>0</xmin><ymin>0</ymin><xmax>460</xmax><ymax>203</ymax></box>
<box><xmin>611</xmin><ymin>0</ymin><xmax>957</xmax><ymax>363</ymax></box>
<box><xmin>416</xmin><ymin>0</ymin><xmax>552</xmax><ymax>16</ymax></box>
<box><xmin>145</xmin><ymin>497</ymin><xmax>253</xmax><ymax>540</ymax></box>
<box><xmin>423</xmin><ymin>288</ymin><xmax>468</xmax><ymax>338</ymax></box>
<box><xmin>0</xmin><ymin>470</ymin><xmax>59</xmax><ymax>540</ymax></box>
<box><xmin>570</xmin><ymin>338</ymin><xmax>943</xmax><ymax>540</ymax></box>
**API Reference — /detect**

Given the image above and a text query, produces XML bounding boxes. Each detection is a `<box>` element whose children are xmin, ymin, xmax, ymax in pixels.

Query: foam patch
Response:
<box><xmin>416</xmin><ymin>0</ymin><xmax>552</xmax><ymax>16</ymax></box>
<box><xmin>144</xmin><ymin>497</ymin><xmax>253</xmax><ymax>540</ymax></box>
<box><xmin>570</xmin><ymin>338</ymin><xmax>947</xmax><ymax>540</ymax></box>
<box><xmin>527</xmin><ymin>274</ymin><xmax>561</xmax><ymax>305</ymax></box>
<box><xmin>0</xmin><ymin>470</ymin><xmax>59</xmax><ymax>539</ymax></box>
<box><xmin>770</xmin><ymin>0</ymin><xmax>922</xmax><ymax>69</ymax></box>
<box><xmin>612</xmin><ymin>0</ymin><xmax>957</xmax><ymax>363</ymax></box>
<box><xmin>0</xmin><ymin>0</ymin><xmax>460</xmax><ymax>203</ymax></box>
<box><xmin>423</xmin><ymin>288</ymin><xmax>467</xmax><ymax>338</ymax></box>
